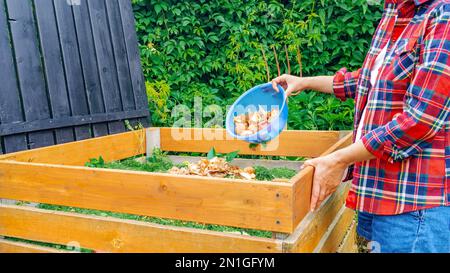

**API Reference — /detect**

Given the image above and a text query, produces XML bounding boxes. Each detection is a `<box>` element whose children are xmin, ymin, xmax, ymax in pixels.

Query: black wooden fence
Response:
<box><xmin>0</xmin><ymin>0</ymin><xmax>150</xmax><ymax>154</ymax></box>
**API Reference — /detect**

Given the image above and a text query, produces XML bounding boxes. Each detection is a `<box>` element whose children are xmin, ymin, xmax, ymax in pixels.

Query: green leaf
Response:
<box><xmin>207</xmin><ymin>147</ymin><xmax>216</xmax><ymax>160</ymax></box>
<box><xmin>225</xmin><ymin>150</ymin><xmax>239</xmax><ymax>162</ymax></box>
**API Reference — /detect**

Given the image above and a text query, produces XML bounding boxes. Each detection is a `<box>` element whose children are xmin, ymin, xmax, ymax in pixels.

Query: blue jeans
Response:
<box><xmin>357</xmin><ymin>206</ymin><xmax>450</xmax><ymax>253</ymax></box>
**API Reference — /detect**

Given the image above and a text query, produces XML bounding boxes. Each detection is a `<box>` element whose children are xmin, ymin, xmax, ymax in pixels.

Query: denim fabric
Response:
<box><xmin>356</xmin><ymin>211</ymin><xmax>373</xmax><ymax>241</ymax></box>
<box><xmin>356</xmin><ymin>206</ymin><xmax>450</xmax><ymax>253</ymax></box>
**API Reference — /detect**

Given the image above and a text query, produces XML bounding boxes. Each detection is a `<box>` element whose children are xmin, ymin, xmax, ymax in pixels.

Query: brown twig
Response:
<box><xmin>272</xmin><ymin>45</ymin><xmax>281</xmax><ymax>77</ymax></box>
<box><xmin>296</xmin><ymin>45</ymin><xmax>303</xmax><ymax>78</ymax></box>
<box><xmin>260</xmin><ymin>45</ymin><xmax>270</xmax><ymax>82</ymax></box>
<box><xmin>284</xmin><ymin>45</ymin><xmax>291</xmax><ymax>75</ymax></box>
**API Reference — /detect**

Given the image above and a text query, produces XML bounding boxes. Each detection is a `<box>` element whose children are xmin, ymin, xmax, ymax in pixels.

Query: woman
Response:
<box><xmin>272</xmin><ymin>0</ymin><xmax>450</xmax><ymax>253</ymax></box>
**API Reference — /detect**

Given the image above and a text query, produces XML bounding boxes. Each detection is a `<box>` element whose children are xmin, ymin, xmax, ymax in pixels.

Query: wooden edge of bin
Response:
<box><xmin>282</xmin><ymin>182</ymin><xmax>351</xmax><ymax>253</ymax></box>
<box><xmin>289</xmin><ymin>132</ymin><xmax>353</xmax><ymax>231</ymax></box>
<box><xmin>0</xmin><ymin>204</ymin><xmax>282</xmax><ymax>253</ymax></box>
<box><xmin>0</xmin><ymin>160</ymin><xmax>294</xmax><ymax>233</ymax></box>
<box><xmin>159</xmin><ymin>127</ymin><xmax>341</xmax><ymax>157</ymax></box>
<box><xmin>0</xmin><ymin>129</ymin><xmax>146</xmax><ymax>165</ymax></box>
<box><xmin>314</xmin><ymin>205</ymin><xmax>356</xmax><ymax>253</ymax></box>
<box><xmin>0</xmin><ymin>238</ymin><xmax>73</xmax><ymax>253</ymax></box>
<box><xmin>336</xmin><ymin>219</ymin><xmax>358</xmax><ymax>253</ymax></box>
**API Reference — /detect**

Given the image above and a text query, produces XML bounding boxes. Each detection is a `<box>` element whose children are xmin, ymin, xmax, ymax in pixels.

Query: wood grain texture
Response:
<box><xmin>0</xmin><ymin>204</ymin><xmax>282</xmax><ymax>253</ymax></box>
<box><xmin>117</xmin><ymin>0</ymin><xmax>150</xmax><ymax>127</ymax></box>
<box><xmin>0</xmin><ymin>160</ymin><xmax>293</xmax><ymax>233</ymax></box>
<box><xmin>0</xmin><ymin>0</ymin><xmax>27</xmax><ymax>153</ymax></box>
<box><xmin>283</xmin><ymin>182</ymin><xmax>350</xmax><ymax>252</ymax></box>
<box><xmin>0</xmin><ymin>238</ymin><xmax>69</xmax><ymax>253</ymax></box>
<box><xmin>315</xmin><ymin>206</ymin><xmax>355</xmax><ymax>253</ymax></box>
<box><xmin>160</xmin><ymin>128</ymin><xmax>340</xmax><ymax>157</ymax></box>
<box><xmin>337</xmin><ymin>220</ymin><xmax>358</xmax><ymax>253</ymax></box>
<box><xmin>87</xmin><ymin>0</ymin><xmax>125</xmax><ymax>134</ymax></box>
<box><xmin>0</xmin><ymin>129</ymin><xmax>146</xmax><ymax>165</ymax></box>
<box><xmin>289</xmin><ymin>132</ymin><xmax>353</xmax><ymax>231</ymax></box>
<box><xmin>0</xmin><ymin>0</ymin><xmax>149</xmax><ymax>153</ymax></box>
<box><xmin>34</xmin><ymin>0</ymin><xmax>75</xmax><ymax>145</ymax></box>
<box><xmin>6</xmin><ymin>0</ymin><xmax>54</xmax><ymax>150</ymax></box>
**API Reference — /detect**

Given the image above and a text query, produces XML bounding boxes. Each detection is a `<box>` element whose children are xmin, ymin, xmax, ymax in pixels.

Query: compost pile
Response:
<box><xmin>234</xmin><ymin>106</ymin><xmax>279</xmax><ymax>136</ymax></box>
<box><xmin>168</xmin><ymin>157</ymin><xmax>256</xmax><ymax>180</ymax></box>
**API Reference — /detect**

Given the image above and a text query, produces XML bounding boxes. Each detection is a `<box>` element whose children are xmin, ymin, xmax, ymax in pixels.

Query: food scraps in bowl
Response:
<box><xmin>168</xmin><ymin>157</ymin><xmax>256</xmax><ymax>180</ymax></box>
<box><xmin>233</xmin><ymin>106</ymin><xmax>279</xmax><ymax>136</ymax></box>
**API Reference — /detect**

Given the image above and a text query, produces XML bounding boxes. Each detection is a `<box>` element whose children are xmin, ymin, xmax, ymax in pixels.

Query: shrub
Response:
<box><xmin>132</xmin><ymin>0</ymin><xmax>382</xmax><ymax>130</ymax></box>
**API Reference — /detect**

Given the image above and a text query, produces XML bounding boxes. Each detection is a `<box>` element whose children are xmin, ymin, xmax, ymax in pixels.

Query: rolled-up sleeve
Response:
<box><xmin>361</xmin><ymin>7</ymin><xmax>450</xmax><ymax>163</ymax></box>
<box><xmin>333</xmin><ymin>67</ymin><xmax>362</xmax><ymax>101</ymax></box>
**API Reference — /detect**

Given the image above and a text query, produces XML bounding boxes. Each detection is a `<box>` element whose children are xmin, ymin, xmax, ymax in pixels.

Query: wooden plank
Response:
<box><xmin>105</xmin><ymin>0</ymin><xmax>143</xmax><ymax>131</ymax></box>
<box><xmin>0</xmin><ymin>0</ymin><xmax>27</xmax><ymax>153</ymax></box>
<box><xmin>319</xmin><ymin>131</ymin><xmax>353</xmax><ymax>157</ymax></box>
<box><xmin>87</xmin><ymin>0</ymin><xmax>125</xmax><ymax>134</ymax></box>
<box><xmin>72</xmin><ymin>0</ymin><xmax>108</xmax><ymax>138</ymax></box>
<box><xmin>0</xmin><ymin>161</ymin><xmax>294</xmax><ymax>233</ymax></box>
<box><xmin>0</xmin><ymin>110</ymin><xmax>149</xmax><ymax>136</ymax></box>
<box><xmin>0</xmin><ymin>238</ymin><xmax>70</xmax><ymax>253</ymax></box>
<box><xmin>0</xmin><ymin>205</ymin><xmax>281</xmax><ymax>253</ymax></box>
<box><xmin>160</xmin><ymin>128</ymin><xmax>341</xmax><ymax>157</ymax></box>
<box><xmin>289</xmin><ymin>132</ymin><xmax>353</xmax><ymax>231</ymax></box>
<box><xmin>117</xmin><ymin>0</ymin><xmax>150</xmax><ymax>127</ymax></box>
<box><xmin>290</xmin><ymin>167</ymin><xmax>314</xmax><ymax>230</ymax></box>
<box><xmin>0</xmin><ymin>129</ymin><xmax>146</xmax><ymax>165</ymax></box>
<box><xmin>105</xmin><ymin>0</ymin><xmax>135</xmax><ymax>111</ymax></box>
<box><xmin>315</xmin><ymin>206</ymin><xmax>355</xmax><ymax>253</ymax></box>
<box><xmin>337</xmin><ymin>220</ymin><xmax>358</xmax><ymax>253</ymax></box>
<box><xmin>34</xmin><ymin>0</ymin><xmax>74</xmax><ymax>145</ymax></box>
<box><xmin>283</xmin><ymin>182</ymin><xmax>350</xmax><ymax>252</ymax></box>
<box><xmin>54</xmin><ymin>0</ymin><xmax>91</xmax><ymax>141</ymax></box>
<box><xmin>6</xmin><ymin>0</ymin><xmax>54</xmax><ymax>150</ymax></box>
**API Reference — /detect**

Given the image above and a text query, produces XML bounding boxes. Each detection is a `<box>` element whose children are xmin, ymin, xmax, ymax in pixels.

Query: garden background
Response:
<box><xmin>132</xmin><ymin>0</ymin><xmax>383</xmax><ymax>130</ymax></box>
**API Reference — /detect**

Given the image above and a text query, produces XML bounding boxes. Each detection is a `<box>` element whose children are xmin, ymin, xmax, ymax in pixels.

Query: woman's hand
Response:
<box><xmin>271</xmin><ymin>74</ymin><xmax>335</xmax><ymax>96</ymax></box>
<box><xmin>271</xmin><ymin>74</ymin><xmax>309</xmax><ymax>96</ymax></box>
<box><xmin>302</xmin><ymin>153</ymin><xmax>349</xmax><ymax>211</ymax></box>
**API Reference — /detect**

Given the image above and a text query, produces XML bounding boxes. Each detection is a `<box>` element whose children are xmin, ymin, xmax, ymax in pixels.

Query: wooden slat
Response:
<box><xmin>6</xmin><ymin>0</ymin><xmax>55</xmax><ymax>150</ymax></box>
<box><xmin>0</xmin><ymin>0</ymin><xmax>28</xmax><ymax>153</ymax></box>
<box><xmin>72</xmin><ymin>0</ymin><xmax>108</xmax><ymax>138</ymax></box>
<box><xmin>337</xmin><ymin>220</ymin><xmax>358</xmax><ymax>253</ymax></box>
<box><xmin>34</xmin><ymin>0</ymin><xmax>75</xmax><ymax>145</ymax></box>
<box><xmin>54</xmin><ymin>0</ymin><xmax>91</xmax><ymax>141</ymax></box>
<box><xmin>106</xmin><ymin>0</ymin><xmax>135</xmax><ymax>112</ymax></box>
<box><xmin>289</xmin><ymin>132</ymin><xmax>353</xmax><ymax>231</ymax></box>
<box><xmin>88</xmin><ymin>0</ymin><xmax>125</xmax><ymax>134</ymax></box>
<box><xmin>106</xmin><ymin>0</ymin><xmax>143</xmax><ymax>129</ymax></box>
<box><xmin>315</xmin><ymin>206</ymin><xmax>355</xmax><ymax>253</ymax></box>
<box><xmin>0</xmin><ymin>238</ymin><xmax>70</xmax><ymax>253</ymax></box>
<box><xmin>283</xmin><ymin>182</ymin><xmax>350</xmax><ymax>252</ymax></box>
<box><xmin>291</xmin><ymin>167</ymin><xmax>314</xmax><ymax>230</ymax></box>
<box><xmin>0</xmin><ymin>205</ymin><xmax>282</xmax><ymax>253</ymax></box>
<box><xmin>118</xmin><ymin>0</ymin><xmax>150</xmax><ymax>127</ymax></box>
<box><xmin>0</xmin><ymin>161</ymin><xmax>294</xmax><ymax>233</ymax></box>
<box><xmin>0</xmin><ymin>130</ymin><xmax>145</xmax><ymax>165</ymax></box>
<box><xmin>160</xmin><ymin>128</ymin><xmax>341</xmax><ymax>157</ymax></box>
<box><xmin>0</xmin><ymin>110</ymin><xmax>148</xmax><ymax>137</ymax></box>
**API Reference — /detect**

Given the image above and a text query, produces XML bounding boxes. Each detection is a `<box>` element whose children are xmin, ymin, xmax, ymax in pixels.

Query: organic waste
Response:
<box><xmin>85</xmin><ymin>149</ymin><xmax>297</xmax><ymax>182</ymax></box>
<box><xmin>168</xmin><ymin>156</ymin><xmax>256</xmax><ymax>180</ymax></box>
<box><xmin>234</xmin><ymin>106</ymin><xmax>279</xmax><ymax>136</ymax></box>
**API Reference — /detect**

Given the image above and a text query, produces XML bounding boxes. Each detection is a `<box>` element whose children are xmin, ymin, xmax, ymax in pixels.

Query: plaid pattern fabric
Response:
<box><xmin>333</xmin><ymin>0</ymin><xmax>450</xmax><ymax>215</ymax></box>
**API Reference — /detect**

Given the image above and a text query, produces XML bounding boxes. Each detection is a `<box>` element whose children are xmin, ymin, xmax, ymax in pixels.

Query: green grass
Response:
<box><xmin>3</xmin><ymin>236</ymin><xmax>93</xmax><ymax>253</ymax></box>
<box><xmin>36</xmin><ymin>203</ymin><xmax>272</xmax><ymax>238</ymax></box>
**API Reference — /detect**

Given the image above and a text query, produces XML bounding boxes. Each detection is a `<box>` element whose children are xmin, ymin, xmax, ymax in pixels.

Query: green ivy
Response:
<box><xmin>132</xmin><ymin>0</ymin><xmax>383</xmax><ymax>130</ymax></box>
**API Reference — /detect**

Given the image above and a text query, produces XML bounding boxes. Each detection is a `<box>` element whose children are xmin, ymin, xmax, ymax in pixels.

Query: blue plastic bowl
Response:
<box><xmin>226</xmin><ymin>83</ymin><xmax>288</xmax><ymax>143</ymax></box>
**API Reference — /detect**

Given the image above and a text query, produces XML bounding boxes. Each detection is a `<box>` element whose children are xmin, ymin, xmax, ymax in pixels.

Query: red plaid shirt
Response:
<box><xmin>334</xmin><ymin>0</ymin><xmax>450</xmax><ymax>215</ymax></box>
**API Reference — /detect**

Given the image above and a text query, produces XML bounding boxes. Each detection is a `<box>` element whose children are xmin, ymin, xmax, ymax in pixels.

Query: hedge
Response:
<box><xmin>132</xmin><ymin>0</ymin><xmax>382</xmax><ymax>130</ymax></box>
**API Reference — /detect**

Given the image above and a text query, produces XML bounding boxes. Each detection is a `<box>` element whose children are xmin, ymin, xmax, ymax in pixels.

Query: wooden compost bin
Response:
<box><xmin>0</xmin><ymin>128</ymin><xmax>357</xmax><ymax>253</ymax></box>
